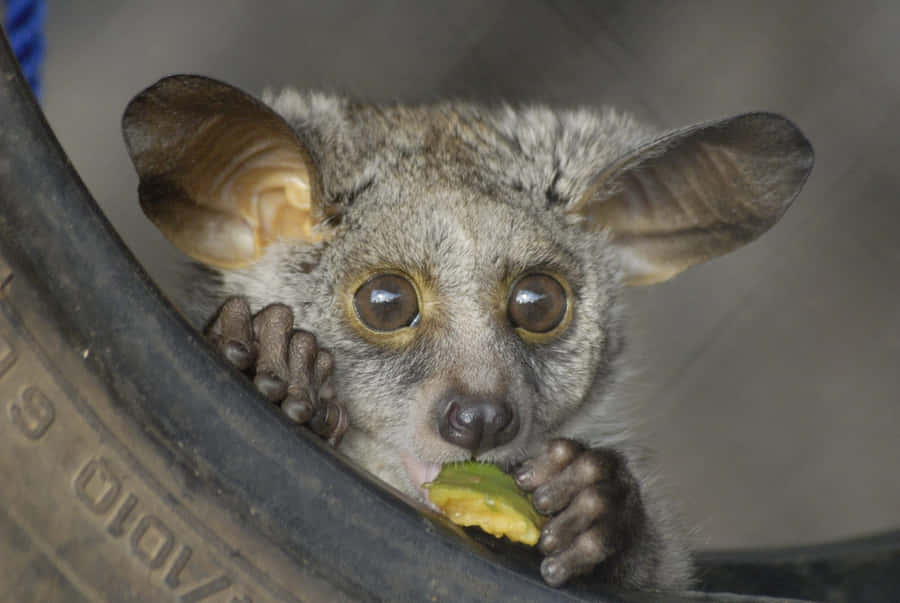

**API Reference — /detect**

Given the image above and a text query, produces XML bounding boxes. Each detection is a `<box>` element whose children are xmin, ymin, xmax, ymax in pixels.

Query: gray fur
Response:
<box><xmin>130</xmin><ymin>81</ymin><xmax>812</xmax><ymax>591</ymax></box>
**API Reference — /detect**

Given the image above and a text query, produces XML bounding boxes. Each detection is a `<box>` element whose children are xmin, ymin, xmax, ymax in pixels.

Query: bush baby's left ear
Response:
<box><xmin>569</xmin><ymin>113</ymin><xmax>814</xmax><ymax>285</ymax></box>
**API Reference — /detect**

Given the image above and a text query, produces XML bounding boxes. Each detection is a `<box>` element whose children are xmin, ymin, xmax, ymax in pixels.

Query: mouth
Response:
<box><xmin>399</xmin><ymin>452</ymin><xmax>442</xmax><ymax>507</ymax></box>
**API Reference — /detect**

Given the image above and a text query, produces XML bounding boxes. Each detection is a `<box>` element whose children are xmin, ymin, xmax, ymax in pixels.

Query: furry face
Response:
<box><xmin>228</xmin><ymin>187</ymin><xmax>624</xmax><ymax>498</ymax></box>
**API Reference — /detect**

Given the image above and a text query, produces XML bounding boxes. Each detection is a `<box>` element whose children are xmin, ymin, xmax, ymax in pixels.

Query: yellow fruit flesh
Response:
<box><xmin>425</xmin><ymin>462</ymin><xmax>545</xmax><ymax>546</ymax></box>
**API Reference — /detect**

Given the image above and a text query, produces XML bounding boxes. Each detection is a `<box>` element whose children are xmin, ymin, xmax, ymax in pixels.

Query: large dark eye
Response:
<box><xmin>354</xmin><ymin>274</ymin><xmax>420</xmax><ymax>332</ymax></box>
<box><xmin>508</xmin><ymin>274</ymin><xmax>568</xmax><ymax>334</ymax></box>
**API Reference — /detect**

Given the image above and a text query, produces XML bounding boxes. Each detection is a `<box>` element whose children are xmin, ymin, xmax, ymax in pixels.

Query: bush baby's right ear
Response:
<box><xmin>122</xmin><ymin>75</ymin><xmax>336</xmax><ymax>269</ymax></box>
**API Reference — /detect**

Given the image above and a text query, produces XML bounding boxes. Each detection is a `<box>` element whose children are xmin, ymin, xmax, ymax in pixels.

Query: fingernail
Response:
<box><xmin>224</xmin><ymin>341</ymin><xmax>251</xmax><ymax>369</ymax></box>
<box><xmin>282</xmin><ymin>395</ymin><xmax>313</xmax><ymax>424</ymax></box>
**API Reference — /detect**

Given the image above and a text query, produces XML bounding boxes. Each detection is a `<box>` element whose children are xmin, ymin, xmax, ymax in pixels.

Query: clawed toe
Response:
<box><xmin>309</xmin><ymin>400</ymin><xmax>349</xmax><ymax>447</ymax></box>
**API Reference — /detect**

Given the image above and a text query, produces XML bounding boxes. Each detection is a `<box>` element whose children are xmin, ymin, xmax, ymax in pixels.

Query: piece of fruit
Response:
<box><xmin>425</xmin><ymin>461</ymin><xmax>545</xmax><ymax>546</ymax></box>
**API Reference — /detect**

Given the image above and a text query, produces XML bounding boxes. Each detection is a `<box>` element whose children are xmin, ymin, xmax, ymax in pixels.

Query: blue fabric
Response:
<box><xmin>5</xmin><ymin>0</ymin><xmax>46</xmax><ymax>100</ymax></box>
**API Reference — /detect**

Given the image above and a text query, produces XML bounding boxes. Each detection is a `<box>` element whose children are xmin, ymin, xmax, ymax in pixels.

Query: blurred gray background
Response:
<box><xmin>38</xmin><ymin>1</ymin><xmax>899</xmax><ymax>551</ymax></box>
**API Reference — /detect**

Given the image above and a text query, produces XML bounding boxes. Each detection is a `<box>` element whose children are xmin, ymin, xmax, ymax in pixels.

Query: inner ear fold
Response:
<box><xmin>122</xmin><ymin>75</ymin><xmax>335</xmax><ymax>269</ymax></box>
<box><xmin>570</xmin><ymin>113</ymin><xmax>814</xmax><ymax>285</ymax></box>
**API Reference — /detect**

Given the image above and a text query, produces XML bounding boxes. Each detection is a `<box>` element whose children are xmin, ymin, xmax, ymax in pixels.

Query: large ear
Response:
<box><xmin>122</xmin><ymin>75</ymin><xmax>335</xmax><ymax>269</ymax></box>
<box><xmin>570</xmin><ymin>113</ymin><xmax>814</xmax><ymax>285</ymax></box>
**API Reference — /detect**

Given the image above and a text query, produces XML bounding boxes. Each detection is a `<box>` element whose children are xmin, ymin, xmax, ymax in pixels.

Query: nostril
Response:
<box><xmin>439</xmin><ymin>400</ymin><xmax>483</xmax><ymax>453</ymax></box>
<box><xmin>446</xmin><ymin>402</ymin><xmax>477</xmax><ymax>432</ymax></box>
<box><xmin>494</xmin><ymin>405</ymin><xmax>519</xmax><ymax>447</ymax></box>
<box><xmin>478</xmin><ymin>400</ymin><xmax>517</xmax><ymax>451</ymax></box>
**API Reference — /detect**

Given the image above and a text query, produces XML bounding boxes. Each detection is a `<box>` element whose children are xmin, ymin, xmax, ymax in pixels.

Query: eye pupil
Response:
<box><xmin>508</xmin><ymin>274</ymin><xmax>567</xmax><ymax>334</ymax></box>
<box><xmin>354</xmin><ymin>274</ymin><xmax>419</xmax><ymax>332</ymax></box>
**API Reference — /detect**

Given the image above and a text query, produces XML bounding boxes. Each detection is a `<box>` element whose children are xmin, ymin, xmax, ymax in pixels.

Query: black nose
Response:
<box><xmin>438</xmin><ymin>394</ymin><xmax>519</xmax><ymax>455</ymax></box>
